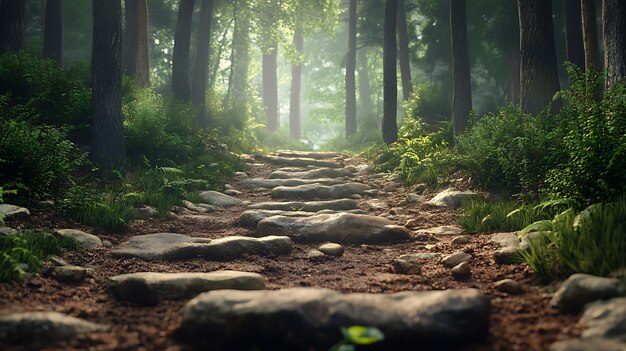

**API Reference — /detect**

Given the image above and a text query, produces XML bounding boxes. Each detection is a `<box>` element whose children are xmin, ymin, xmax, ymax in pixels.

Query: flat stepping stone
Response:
<box><xmin>0</xmin><ymin>204</ymin><xmax>30</xmax><ymax>220</ymax></box>
<box><xmin>273</xmin><ymin>150</ymin><xmax>342</xmax><ymax>159</ymax></box>
<box><xmin>198</xmin><ymin>191</ymin><xmax>243</xmax><ymax>208</ymax></box>
<box><xmin>269</xmin><ymin>167</ymin><xmax>353</xmax><ymax>180</ymax></box>
<box><xmin>111</xmin><ymin>233</ymin><xmax>292</xmax><ymax>261</ymax></box>
<box><xmin>249</xmin><ymin>199</ymin><xmax>358</xmax><ymax>212</ymax></box>
<box><xmin>179</xmin><ymin>288</ymin><xmax>490</xmax><ymax>349</ymax></box>
<box><xmin>239</xmin><ymin>209</ymin><xmax>367</xmax><ymax>228</ymax></box>
<box><xmin>109</xmin><ymin>270</ymin><xmax>266</xmax><ymax>305</ymax></box>
<box><xmin>415</xmin><ymin>225</ymin><xmax>463</xmax><ymax>236</ymax></box>
<box><xmin>426</xmin><ymin>188</ymin><xmax>480</xmax><ymax>207</ymax></box>
<box><xmin>0</xmin><ymin>312</ymin><xmax>106</xmax><ymax>345</ymax></box>
<box><xmin>254</xmin><ymin>213</ymin><xmax>410</xmax><ymax>244</ymax></box>
<box><xmin>256</xmin><ymin>155</ymin><xmax>342</xmax><ymax>168</ymax></box>
<box><xmin>55</xmin><ymin>229</ymin><xmax>102</xmax><ymax>249</ymax></box>
<box><xmin>240</xmin><ymin>177</ymin><xmax>345</xmax><ymax>189</ymax></box>
<box><xmin>271</xmin><ymin>183</ymin><xmax>371</xmax><ymax>200</ymax></box>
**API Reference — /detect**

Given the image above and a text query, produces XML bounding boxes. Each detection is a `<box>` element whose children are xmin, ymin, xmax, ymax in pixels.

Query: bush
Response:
<box><xmin>0</xmin><ymin>119</ymin><xmax>87</xmax><ymax>200</ymax></box>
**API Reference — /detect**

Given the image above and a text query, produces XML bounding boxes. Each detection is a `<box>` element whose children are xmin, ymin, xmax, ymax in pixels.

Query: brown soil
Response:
<box><xmin>0</xmin><ymin>156</ymin><xmax>581</xmax><ymax>351</ymax></box>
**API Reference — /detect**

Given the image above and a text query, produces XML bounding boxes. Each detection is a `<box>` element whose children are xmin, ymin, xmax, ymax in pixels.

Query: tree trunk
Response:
<box><xmin>345</xmin><ymin>0</ymin><xmax>357</xmax><ymax>137</ymax></box>
<box><xmin>231</xmin><ymin>3</ymin><xmax>250</xmax><ymax>106</ymax></box>
<box><xmin>123</xmin><ymin>0</ymin><xmax>138</xmax><ymax>76</ymax></box>
<box><xmin>450</xmin><ymin>0</ymin><xmax>472</xmax><ymax>135</ymax></box>
<box><xmin>192</xmin><ymin>0</ymin><xmax>213</xmax><ymax>128</ymax></box>
<box><xmin>581</xmin><ymin>0</ymin><xmax>600</xmax><ymax>71</ymax></box>
<box><xmin>397</xmin><ymin>0</ymin><xmax>413</xmax><ymax>101</ymax></box>
<box><xmin>263</xmin><ymin>43</ymin><xmax>279</xmax><ymax>132</ymax></box>
<box><xmin>136</xmin><ymin>0</ymin><xmax>149</xmax><ymax>86</ymax></box>
<box><xmin>172</xmin><ymin>0</ymin><xmax>194</xmax><ymax>101</ymax></box>
<box><xmin>507</xmin><ymin>49</ymin><xmax>521</xmax><ymax>103</ymax></box>
<box><xmin>603</xmin><ymin>0</ymin><xmax>626</xmax><ymax>88</ymax></box>
<box><xmin>518</xmin><ymin>0</ymin><xmax>561</xmax><ymax>115</ymax></box>
<box><xmin>43</xmin><ymin>0</ymin><xmax>63</xmax><ymax>64</ymax></box>
<box><xmin>0</xmin><ymin>0</ymin><xmax>26</xmax><ymax>53</ymax></box>
<box><xmin>290</xmin><ymin>27</ymin><xmax>303</xmax><ymax>140</ymax></box>
<box><xmin>358</xmin><ymin>48</ymin><xmax>376</xmax><ymax>129</ymax></box>
<box><xmin>563</xmin><ymin>0</ymin><xmax>585</xmax><ymax>70</ymax></box>
<box><xmin>382</xmin><ymin>0</ymin><xmax>398</xmax><ymax>145</ymax></box>
<box><xmin>91</xmin><ymin>0</ymin><xmax>125</xmax><ymax>170</ymax></box>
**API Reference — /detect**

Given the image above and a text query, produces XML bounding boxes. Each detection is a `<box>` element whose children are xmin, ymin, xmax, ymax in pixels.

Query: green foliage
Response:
<box><xmin>518</xmin><ymin>198</ymin><xmax>626</xmax><ymax>279</ymax></box>
<box><xmin>547</xmin><ymin>66</ymin><xmax>626</xmax><ymax>206</ymax></box>
<box><xmin>0</xmin><ymin>119</ymin><xmax>87</xmax><ymax>200</ymax></box>
<box><xmin>0</xmin><ymin>230</ymin><xmax>77</xmax><ymax>282</ymax></box>
<box><xmin>329</xmin><ymin>326</ymin><xmax>385</xmax><ymax>351</ymax></box>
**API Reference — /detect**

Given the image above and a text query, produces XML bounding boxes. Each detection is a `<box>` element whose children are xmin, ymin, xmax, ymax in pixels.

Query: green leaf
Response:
<box><xmin>341</xmin><ymin>326</ymin><xmax>385</xmax><ymax>346</ymax></box>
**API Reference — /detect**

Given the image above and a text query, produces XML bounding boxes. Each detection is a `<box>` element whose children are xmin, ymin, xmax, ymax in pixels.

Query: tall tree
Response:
<box><xmin>358</xmin><ymin>48</ymin><xmax>376</xmax><ymax>129</ymax></box>
<box><xmin>382</xmin><ymin>0</ymin><xmax>397</xmax><ymax>145</ymax></box>
<box><xmin>192</xmin><ymin>0</ymin><xmax>214</xmax><ymax>128</ymax></box>
<box><xmin>581</xmin><ymin>0</ymin><xmax>600</xmax><ymax>71</ymax></box>
<box><xmin>397</xmin><ymin>0</ymin><xmax>413</xmax><ymax>101</ymax></box>
<box><xmin>172</xmin><ymin>0</ymin><xmax>194</xmax><ymax>100</ymax></box>
<box><xmin>136</xmin><ymin>0</ymin><xmax>149</xmax><ymax>86</ymax></box>
<box><xmin>450</xmin><ymin>0</ymin><xmax>472</xmax><ymax>135</ymax></box>
<box><xmin>43</xmin><ymin>0</ymin><xmax>63</xmax><ymax>64</ymax></box>
<box><xmin>345</xmin><ymin>0</ymin><xmax>357</xmax><ymax>137</ymax></box>
<box><xmin>563</xmin><ymin>0</ymin><xmax>585</xmax><ymax>69</ymax></box>
<box><xmin>0</xmin><ymin>0</ymin><xmax>26</xmax><ymax>53</ymax></box>
<box><xmin>603</xmin><ymin>0</ymin><xmax>626</xmax><ymax>88</ymax></box>
<box><xmin>263</xmin><ymin>43</ymin><xmax>279</xmax><ymax>132</ymax></box>
<box><xmin>122</xmin><ymin>0</ymin><xmax>138</xmax><ymax>76</ymax></box>
<box><xmin>231</xmin><ymin>1</ymin><xmax>251</xmax><ymax>107</ymax></box>
<box><xmin>290</xmin><ymin>26</ymin><xmax>303</xmax><ymax>140</ymax></box>
<box><xmin>518</xmin><ymin>0</ymin><xmax>560</xmax><ymax>115</ymax></box>
<box><xmin>91</xmin><ymin>0</ymin><xmax>125</xmax><ymax>170</ymax></box>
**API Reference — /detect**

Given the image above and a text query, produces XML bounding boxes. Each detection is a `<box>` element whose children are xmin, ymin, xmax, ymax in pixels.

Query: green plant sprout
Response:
<box><xmin>328</xmin><ymin>326</ymin><xmax>385</xmax><ymax>351</ymax></box>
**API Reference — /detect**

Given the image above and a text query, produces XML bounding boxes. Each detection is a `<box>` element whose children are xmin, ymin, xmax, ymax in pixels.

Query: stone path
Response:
<box><xmin>1</xmin><ymin>150</ymin><xmax>621</xmax><ymax>350</ymax></box>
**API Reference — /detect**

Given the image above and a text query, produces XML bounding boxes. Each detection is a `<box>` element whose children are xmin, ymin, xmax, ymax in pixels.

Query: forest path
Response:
<box><xmin>0</xmin><ymin>151</ymin><xmax>579</xmax><ymax>350</ymax></box>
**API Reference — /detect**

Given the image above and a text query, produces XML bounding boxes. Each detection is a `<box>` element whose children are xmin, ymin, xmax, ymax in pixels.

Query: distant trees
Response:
<box><xmin>43</xmin><ymin>0</ymin><xmax>63</xmax><ymax>64</ymax></box>
<box><xmin>172</xmin><ymin>0</ymin><xmax>194</xmax><ymax>100</ymax></box>
<box><xmin>192</xmin><ymin>0</ymin><xmax>214</xmax><ymax>128</ymax></box>
<box><xmin>123</xmin><ymin>0</ymin><xmax>149</xmax><ymax>85</ymax></box>
<box><xmin>562</xmin><ymin>0</ymin><xmax>584</xmax><ymax>70</ymax></box>
<box><xmin>450</xmin><ymin>0</ymin><xmax>472</xmax><ymax>134</ymax></box>
<box><xmin>581</xmin><ymin>0</ymin><xmax>600</xmax><ymax>71</ymax></box>
<box><xmin>518</xmin><ymin>0</ymin><xmax>560</xmax><ymax>115</ymax></box>
<box><xmin>290</xmin><ymin>27</ymin><xmax>303</xmax><ymax>140</ymax></box>
<box><xmin>602</xmin><ymin>0</ymin><xmax>626</xmax><ymax>88</ymax></box>
<box><xmin>263</xmin><ymin>44</ymin><xmax>279</xmax><ymax>132</ymax></box>
<box><xmin>0</xmin><ymin>0</ymin><xmax>26</xmax><ymax>53</ymax></box>
<box><xmin>345</xmin><ymin>0</ymin><xmax>357</xmax><ymax>137</ymax></box>
<box><xmin>397</xmin><ymin>0</ymin><xmax>413</xmax><ymax>101</ymax></box>
<box><xmin>91</xmin><ymin>0</ymin><xmax>125</xmax><ymax>170</ymax></box>
<box><xmin>382</xmin><ymin>0</ymin><xmax>398</xmax><ymax>145</ymax></box>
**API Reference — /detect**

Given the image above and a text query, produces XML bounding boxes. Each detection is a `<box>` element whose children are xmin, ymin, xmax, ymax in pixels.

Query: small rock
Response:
<box><xmin>383</xmin><ymin>181</ymin><xmax>402</xmax><ymax>192</ymax></box>
<box><xmin>0</xmin><ymin>312</ymin><xmax>107</xmax><ymax>345</ymax></box>
<box><xmin>391</xmin><ymin>258</ymin><xmax>422</xmax><ymax>275</ymax></box>
<box><xmin>550</xmin><ymin>274</ymin><xmax>622</xmax><ymax>313</ymax></box>
<box><xmin>0</xmin><ymin>204</ymin><xmax>30</xmax><ymax>220</ymax></box>
<box><xmin>494</xmin><ymin>279</ymin><xmax>523</xmax><ymax>294</ymax></box>
<box><xmin>224</xmin><ymin>184</ymin><xmax>234</xmax><ymax>190</ymax></box>
<box><xmin>426</xmin><ymin>188</ymin><xmax>480</xmax><ymax>207</ymax></box>
<box><xmin>405</xmin><ymin>218</ymin><xmax>420</xmax><ymax>228</ymax></box>
<box><xmin>491</xmin><ymin>232</ymin><xmax>521</xmax><ymax>265</ymax></box>
<box><xmin>38</xmin><ymin>200</ymin><xmax>55</xmax><ymax>208</ymax></box>
<box><xmin>55</xmin><ymin>229</ymin><xmax>102</xmax><ymax>250</ymax></box>
<box><xmin>441</xmin><ymin>252</ymin><xmax>472</xmax><ymax>268</ymax></box>
<box><xmin>416</xmin><ymin>226</ymin><xmax>464</xmax><ymax>236</ymax></box>
<box><xmin>234</xmin><ymin>172</ymin><xmax>248</xmax><ymax>179</ymax></box>
<box><xmin>580</xmin><ymin>297</ymin><xmax>626</xmax><ymax>340</ymax></box>
<box><xmin>414</xmin><ymin>183</ymin><xmax>428</xmax><ymax>193</ymax></box>
<box><xmin>425</xmin><ymin>244</ymin><xmax>439</xmax><ymax>250</ymax></box>
<box><xmin>132</xmin><ymin>205</ymin><xmax>158</xmax><ymax>219</ymax></box>
<box><xmin>399</xmin><ymin>253</ymin><xmax>441</xmax><ymax>261</ymax></box>
<box><xmin>349</xmin><ymin>194</ymin><xmax>362</xmax><ymax>199</ymax></box>
<box><xmin>198</xmin><ymin>190</ymin><xmax>244</xmax><ymax>208</ymax></box>
<box><xmin>307</xmin><ymin>249</ymin><xmax>325</xmax><ymax>260</ymax></box>
<box><xmin>48</xmin><ymin>256</ymin><xmax>69</xmax><ymax>266</ymax></box>
<box><xmin>407</xmin><ymin>193</ymin><xmax>426</xmax><ymax>203</ymax></box>
<box><xmin>318</xmin><ymin>243</ymin><xmax>344</xmax><ymax>257</ymax></box>
<box><xmin>451</xmin><ymin>235</ymin><xmax>470</xmax><ymax>245</ymax></box>
<box><xmin>183</xmin><ymin>200</ymin><xmax>216</xmax><ymax>213</ymax></box>
<box><xmin>53</xmin><ymin>266</ymin><xmax>92</xmax><ymax>283</ymax></box>
<box><xmin>451</xmin><ymin>262</ymin><xmax>471</xmax><ymax>281</ymax></box>
<box><xmin>0</xmin><ymin>227</ymin><xmax>19</xmax><ymax>236</ymax></box>
<box><xmin>224</xmin><ymin>189</ymin><xmax>242</xmax><ymax>196</ymax></box>
<box><xmin>170</xmin><ymin>206</ymin><xmax>193</xmax><ymax>215</ymax></box>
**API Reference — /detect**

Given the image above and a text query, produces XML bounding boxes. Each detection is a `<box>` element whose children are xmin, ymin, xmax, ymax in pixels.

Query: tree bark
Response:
<box><xmin>263</xmin><ymin>43</ymin><xmax>279</xmax><ymax>132</ymax></box>
<box><xmin>450</xmin><ymin>0</ymin><xmax>472</xmax><ymax>134</ymax></box>
<box><xmin>358</xmin><ymin>48</ymin><xmax>376</xmax><ymax>129</ymax></box>
<box><xmin>0</xmin><ymin>0</ymin><xmax>26</xmax><ymax>53</ymax></box>
<box><xmin>172</xmin><ymin>0</ymin><xmax>194</xmax><ymax>101</ymax></box>
<box><xmin>345</xmin><ymin>0</ymin><xmax>357</xmax><ymax>137</ymax></box>
<box><xmin>290</xmin><ymin>27</ymin><xmax>303</xmax><ymax>140</ymax></box>
<box><xmin>563</xmin><ymin>0</ymin><xmax>585</xmax><ymax>70</ymax></box>
<box><xmin>507</xmin><ymin>49</ymin><xmax>521</xmax><ymax>103</ymax></box>
<box><xmin>518</xmin><ymin>0</ymin><xmax>561</xmax><ymax>115</ymax></box>
<box><xmin>192</xmin><ymin>0</ymin><xmax>214</xmax><ymax>128</ymax></box>
<box><xmin>603</xmin><ymin>0</ymin><xmax>626</xmax><ymax>88</ymax></box>
<box><xmin>91</xmin><ymin>0</ymin><xmax>125</xmax><ymax>170</ymax></box>
<box><xmin>123</xmin><ymin>0</ymin><xmax>138</xmax><ymax>76</ymax></box>
<box><xmin>382</xmin><ymin>0</ymin><xmax>398</xmax><ymax>145</ymax></box>
<box><xmin>397</xmin><ymin>0</ymin><xmax>413</xmax><ymax>101</ymax></box>
<box><xmin>581</xmin><ymin>0</ymin><xmax>600</xmax><ymax>71</ymax></box>
<box><xmin>43</xmin><ymin>0</ymin><xmax>63</xmax><ymax>64</ymax></box>
<box><xmin>136</xmin><ymin>0</ymin><xmax>149</xmax><ymax>86</ymax></box>
<box><xmin>231</xmin><ymin>2</ymin><xmax>250</xmax><ymax>106</ymax></box>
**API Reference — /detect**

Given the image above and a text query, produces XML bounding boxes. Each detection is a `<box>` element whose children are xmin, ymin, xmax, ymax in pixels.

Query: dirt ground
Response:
<box><xmin>0</xmin><ymin>157</ymin><xmax>581</xmax><ymax>351</ymax></box>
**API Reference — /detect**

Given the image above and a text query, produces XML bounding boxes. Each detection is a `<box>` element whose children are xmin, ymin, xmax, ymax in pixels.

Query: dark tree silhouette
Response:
<box><xmin>397</xmin><ymin>0</ymin><xmax>413</xmax><ymax>101</ymax></box>
<box><xmin>345</xmin><ymin>0</ymin><xmax>357</xmax><ymax>137</ymax></box>
<box><xmin>382</xmin><ymin>0</ymin><xmax>398</xmax><ymax>145</ymax></box>
<box><xmin>518</xmin><ymin>0</ymin><xmax>560</xmax><ymax>114</ymax></box>
<box><xmin>0</xmin><ymin>0</ymin><xmax>26</xmax><ymax>53</ymax></box>
<box><xmin>581</xmin><ymin>0</ymin><xmax>600</xmax><ymax>71</ymax></box>
<box><xmin>263</xmin><ymin>43</ymin><xmax>279</xmax><ymax>132</ymax></box>
<box><xmin>136</xmin><ymin>0</ymin><xmax>149</xmax><ymax>86</ymax></box>
<box><xmin>563</xmin><ymin>0</ymin><xmax>585</xmax><ymax>70</ymax></box>
<box><xmin>122</xmin><ymin>0</ymin><xmax>138</xmax><ymax>75</ymax></box>
<box><xmin>192</xmin><ymin>0</ymin><xmax>214</xmax><ymax>128</ymax></box>
<box><xmin>290</xmin><ymin>27</ymin><xmax>303</xmax><ymax>140</ymax></box>
<box><xmin>358</xmin><ymin>48</ymin><xmax>376</xmax><ymax>129</ymax></box>
<box><xmin>450</xmin><ymin>0</ymin><xmax>472</xmax><ymax>134</ymax></box>
<box><xmin>603</xmin><ymin>0</ymin><xmax>626</xmax><ymax>88</ymax></box>
<box><xmin>43</xmin><ymin>0</ymin><xmax>63</xmax><ymax>64</ymax></box>
<box><xmin>91</xmin><ymin>0</ymin><xmax>125</xmax><ymax>170</ymax></box>
<box><xmin>172</xmin><ymin>0</ymin><xmax>194</xmax><ymax>100</ymax></box>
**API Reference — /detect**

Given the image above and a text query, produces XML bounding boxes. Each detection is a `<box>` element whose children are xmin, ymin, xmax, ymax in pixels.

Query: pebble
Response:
<box><xmin>441</xmin><ymin>252</ymin><xmax>472</xmax><ymax>268</ymax></box>
<box><xmin>494</xmin><ymin>279</ymin><xmax>523</xmax><ymax>294</ymax></box>
<box><xmin>307</xmin><ymin>250</ymin><xmax>325</xmax><ymax>260</ymax></box>
<box><xmin>451</xmin><ymin>235</ymin><xmax>470</xmax><ymax>245</ymax></box>
<box><xmin>451</xmin><ymin>262</ymin><xmax>471</xmax><ymax>281</ymax></box>
<box><xmin>318</xmin><ymin>243</ymin><xmax>344</xmax><ymax>257</ymax></box>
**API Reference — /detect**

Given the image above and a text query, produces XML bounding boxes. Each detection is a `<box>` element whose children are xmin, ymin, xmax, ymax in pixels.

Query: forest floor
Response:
<box><xmin>0</xmin><ymin>152</ymin><xmax>581</xmax><ymax>351</ymax></box>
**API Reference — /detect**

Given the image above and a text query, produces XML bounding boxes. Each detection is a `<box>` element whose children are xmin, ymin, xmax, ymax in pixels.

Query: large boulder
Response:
<box><xmin>198</xmin><ymin>191</ymin><xmax>243</xmax><ymax>208</ymax></box>
<box><xmin>256</xmin><ymin>155</ymin><xmax>342</xmax><ymax>168</ymax></box>
<box><xmin>0</xmin><ymin>204</ymin><xmax>30</xmax><ymax>220</ymax></box>
<box><xmin>550</xmin><ymin>274</ymin><xmax>622</xmax><ymax>313</ymax></box>
<box><xmin>254</xmin><ymin>213</ymin><xmax>410</xmax><ymax>244</ymax></box>
<box><xmin>109</xmin><ymin>270</ymin><xmax>266</xmax><ymax>305</ymax></box>
<box><xmin>240</xmin><ymin>178</ymin><xmax>344</xmax><ymax>189</ymax></box>
<box><xmin>179</xmin><ymin>288</ymin><xmax>490</xmax><ymax>349</ymax></box>
<box><xmin>271</xmin><ymin>183</ymin><xmax>371</xmax><ymax>200</ymax></box>
<box><xmin>55</xmin><ymin>229</ymin><xmax>102</xmax><ymax>250</ymax></box>
<box><xmin>269</xmin><ymin>168</ymin><xmax>353</xmax><ymax>180</ymax></box>
<box><xmin>248</xmin><ymin>199</ymin><xmax>358</xmax><ymax>212</ymax></box>
<box><xmin>111</xmin><ymin>233</ymin><xmax>292</xmax><ymax>261</ymax></box>
<box><xmin>426</xmin><ymin>188</ymin><xmax>480</xmax><ymax>207</ymax></box>
<box><xmin>0</xmin><ymin>312</ymin><xmax>106</xmax><ymax>345</ymax></box>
